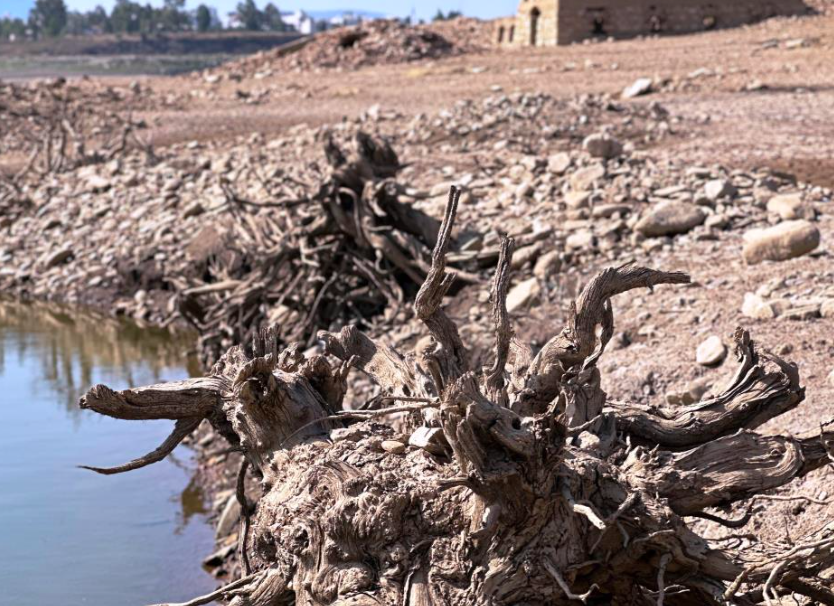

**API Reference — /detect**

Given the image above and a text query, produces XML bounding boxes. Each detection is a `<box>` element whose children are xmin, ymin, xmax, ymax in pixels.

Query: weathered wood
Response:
<box><xmin>79</xmin><ymin>190</ymin><xmax>834</xmax><ymax>606</ymax></box>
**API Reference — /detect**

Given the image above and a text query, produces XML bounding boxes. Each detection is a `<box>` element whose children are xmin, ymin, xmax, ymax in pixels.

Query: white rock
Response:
<box><xmin>704</xmin><ymin>179</ymin><xmax>736</xmax><ymax>201</ymax></box>
<box><xmin>742</xmin><ymin>220</ymin><xmax>820</xmax><ymax>265</ymax></box>
<box><xmin>533</xmin><ymin>250</ymin><xmax>561</xmax><ymax>280</ymax></box>
<box><xmin>566</xmin><ymin>231</ymin><xmax>595</xmax><ymax>250</ymax></box>
<box><xmin>766</xmin><ymin>193</ymin><xmax>813</xmax><ymax>221</ymax></box>
<box><xmin>696</xmin><ymin>335</ymin><xmax>727</xmax><ymax>366</ymax></box>
<box><xmin>821</xmin><ymin>299</ymin><xmax>834</xmax><ymax>318</ymax></box>
<box><xmin>622</xmin><ymin>77</ymin><xmax>653</xmax><ymax>99</ymax></box>
<box><xmin>565</xmin><ymin>190</ymin><xmax>591</xmax><ymax>209</ymax></box>
<box><xmin>570</xmin><ymin>165</ymin><xmax>605</xmax><ymax>191</ymax></box>
<box><xmin>547</xmin><ymin>152</ymin><xmax>571</xmax><ymax>175</ymax></box>
<box><xmin>506</xmin><ymin>277</ymin><xmax>541</xmax><ymax>312</ymax></box>
<box><xmin>215</xmin><ymin>494</ymin><xmax>241</xmax><ymax>539</ymax></box>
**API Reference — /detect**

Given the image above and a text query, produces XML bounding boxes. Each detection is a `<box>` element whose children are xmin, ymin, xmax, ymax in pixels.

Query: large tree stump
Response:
<box><xmin>81</xmin><ymin>188</ymin><xmax>834</xmax><ymax>606</ymax></box>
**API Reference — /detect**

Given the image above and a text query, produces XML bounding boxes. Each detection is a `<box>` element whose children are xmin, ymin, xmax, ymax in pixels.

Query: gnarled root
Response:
<box><xmin>80</xmin><ymin>187</ymin><xmax>834</xmax><ymax>605</ymax></box>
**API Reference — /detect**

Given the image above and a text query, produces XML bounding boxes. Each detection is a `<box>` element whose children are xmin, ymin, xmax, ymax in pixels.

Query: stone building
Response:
<box><xmin>495</xmin><ymin>0</ymin><xmax>810</xmax><ymax>47</ymax></box>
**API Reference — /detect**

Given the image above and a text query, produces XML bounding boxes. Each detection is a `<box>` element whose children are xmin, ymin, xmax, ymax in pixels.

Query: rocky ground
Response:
<box><xmin>3</xmin><ymin>12</ymin><xmax>834</xmax><ymax>597</ymax></box>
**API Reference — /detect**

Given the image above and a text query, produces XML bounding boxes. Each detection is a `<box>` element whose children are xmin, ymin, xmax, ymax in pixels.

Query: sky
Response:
<box><xmin>1</xmin><ymin>0</ymin><xmax>516</xmax><ymax>22</ymax></box>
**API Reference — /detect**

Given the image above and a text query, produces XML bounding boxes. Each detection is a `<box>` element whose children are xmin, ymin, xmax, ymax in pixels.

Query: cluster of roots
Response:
<box><xmin>177</xmin><ymin>132</ymin><xmax>458</xmax><ymax>367</ymax></box>
<box><xmin>81</xmin><ymin>189</ymin><xmax>834</xmax><ymax>605</ymax></box>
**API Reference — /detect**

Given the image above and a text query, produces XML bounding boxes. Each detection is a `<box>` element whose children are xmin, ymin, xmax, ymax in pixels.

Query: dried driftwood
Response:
<box><xmin>175</xmin><ymin>132</ymin><xmax>463</xmax><ymax>367</ymax></box>
<box><xmin>81</xmin><ymin>188</ymin><xmax>834</xmax><ymax>605</ymax></box>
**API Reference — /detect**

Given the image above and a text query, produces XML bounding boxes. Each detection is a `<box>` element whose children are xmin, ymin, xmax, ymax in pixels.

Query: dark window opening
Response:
<box><xmin>702</xmin><ymin>4</ymin><xmax>718</xmax><ymax>29</ymax></box>
<box><xmin>498</xmin><ymin>25</ymin><xmax>506</xmax><ymax>43</ymax></box>
<box><xmin>647</xmin><ymin>5</ymin><xmax>663</xmax><ymax>32</ymax></box>
<box><xmin>509</xmin><ymin>25</ymin><xmax>515</xmax><ymax>43</ymax></box>
<box><xmin>530</xmin><ymin>7</ymin><xmax>541</xmax><ymax>46</ymax></box>
<box><xmin>587</xmin><ymin>8</ymin><xmax>607</xmax><ymax>36</ymax></box>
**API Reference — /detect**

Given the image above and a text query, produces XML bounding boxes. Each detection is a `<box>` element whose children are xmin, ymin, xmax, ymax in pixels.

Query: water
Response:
<box><xmin>0</xmin><ymin>300</ymin><xmax>217</xmax><ymax>606</ymax></box>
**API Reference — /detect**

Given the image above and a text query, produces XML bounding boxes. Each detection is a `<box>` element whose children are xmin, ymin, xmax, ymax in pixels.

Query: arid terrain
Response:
<box><xmin>3</xmin><ymin>11</ymin><xmax>834</xmax><ymax>604</ymax></box>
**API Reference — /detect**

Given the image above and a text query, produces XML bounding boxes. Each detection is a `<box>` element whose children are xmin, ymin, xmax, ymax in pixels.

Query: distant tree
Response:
<box><xmin>0</xmin><ymin>17</ymin><xmax>28</xmax><ymax>40</ymax></box>
<box><xmin>160</xmin><ymin>0</ymin><xmax>190</xmax><ymax>31</ymax></box>
<box><xmin>88</xmin><ymin>5</ymin><xmax>112</xmax><ymax>33</ymax></box>
<box><xmin>263</xmin><ymin>3</ymin><xmax>284</xmax><ymax>31</ymax></box>
<box><xmin>196</xmin><ymin>4</ymin><xmax>212</xmax><ymax>32</ymax></box>
<box><xmin>29</xmin><ymin>0</ymin><xmax>68</xmax><ymax>37</ymax></box>
<box><xmin>432</xmin><ymin>9</ymin><xmax>462</xmax><ymax>22</ymax></box>
<box><xmin>110</xmin><ymin>0</ymin><xmax>142</xmax><ymax>33</ymax></box>
<box><xmin>235</xmin><ymin>0</ymin><xmax>263</xmax><ymax>30</ymax></box>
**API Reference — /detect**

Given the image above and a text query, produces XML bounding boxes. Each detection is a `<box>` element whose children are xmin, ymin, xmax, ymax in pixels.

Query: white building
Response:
<box><xmin>281</xmin><ymin>10</ymin><xmax>317</xmax><ymax>35</ymax></box>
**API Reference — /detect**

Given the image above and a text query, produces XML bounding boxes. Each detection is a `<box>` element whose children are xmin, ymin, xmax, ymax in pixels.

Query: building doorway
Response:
<box><xmin>530</xmin><ymin>7</ymin><xmax>541</xmax><ymax>46</ymax></box>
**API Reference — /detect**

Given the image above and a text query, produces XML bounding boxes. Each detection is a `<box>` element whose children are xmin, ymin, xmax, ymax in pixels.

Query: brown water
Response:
<box><xmin>0</xmin><ymin>300</ymin><xmax>216</xmax><ymax>605</ymax></box>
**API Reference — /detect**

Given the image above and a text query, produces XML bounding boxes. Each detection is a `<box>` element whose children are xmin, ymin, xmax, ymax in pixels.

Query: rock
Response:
<box><xmin>821</xmin><ymin>300</ymin><xmax>834</xmax><ymax>318</ymax></box>
<box><xmin>182</xmin><ymin>202</ymin><xmax>206</xmax><ymax>219</ymax></box>
<box><xmin>215</xmin><ymin>494</ymin><xmax>241</xmax><ymax>539</ymax></box>
<box><xmin>85</xmin><ymin>175</ymin><xmax>112</xmax><ymax>193</ymax></box>
<box><xmin>565</xmin><ymin>190</ymin><xmax>591</xmax><ymax>209</ymax></box>
<box><xmin>381</xmin><ymin>440</ymin><xmax>406</xmax><ymax>454</ymax></box>
<box><xmin>665</xmin><ymin>377</ymin><xmax>712</xmax><ymax>406</ymax></box>
<box><xmin>741</xmin><ymin>292</ymin><xmax>791</xmax><ymax>320</ymax></box>
<box><xmin>533</xmin><ymin>250</ymin><xmax>562</xmax><ymax>280</ymax></box>
<box><xmin>506</xmin><ymin>277</ymin><xmax>541</xmax><ymax>312</ymax></box>
<box><xmin>696</xmin><ymin>335</ymin><xmax>727</xmax><ymax>366</ymax></box>
<box><xmin>622</xmin><ymin>77</ymin><xmax>653</xmax><ymax>99</ymax></box>
<box><xmin>781</xmin><ymin>304</ymin><xmax>821</xmax><ymax>321</ymax></box>
<box><xmin>635</xmin><ymin>200</ymin><xmax>706</xmax><ymax>237</ymax></box>
<box><xmin>408</xmin><ymin>427</ymin><xmax>448</xmax><ymax>456</ymax></box>
<box><xmin>43</xmin><ymin>247</ymin><xmax>74</xmax><ymax>268</ymax></box>
<box><xmin>829</xmin><ymin>368</ymin><xmax>834</xmax><ymax>387</ymax></box>
<box><xmin>582</xmin><ymin>133</ymin><xmax>623</xmax><ymax>159</ymax></box>
<box><xmin>742</xmin><ymin>220</ymin><xmax>820</xmax><ymax>265</ymax></box>
<box><xmin>566</xmin><ymin>231</ymin><xmax>596</xmax><ymax>251</ymax></box>
<box><xmin>742</xmin><ymin>293</ymin><xmax>778</xmax><ymax>319</ymax></box>
<box><xmin>203</xmin><ymin>544</ymin><xmax>235</xmax><ymax>567</ymax></box>
<box><xmin>766</xmin><ymin>193</ymin><xmax>814</xmax><ymax>221</ymax></box>
<box><xmin>569</xmin><ymin>165</ymin><xmax>605</xmax><ymax>191</ymax></box>
<box><xmin>704</xmin><ymin>179</ymin><xmax>736</xmax><ymax>201</ymax></box>
<box><xmin>547</xmin><ymin>152</ymin><xmax>571</xmax><ymax>175</ymax></box>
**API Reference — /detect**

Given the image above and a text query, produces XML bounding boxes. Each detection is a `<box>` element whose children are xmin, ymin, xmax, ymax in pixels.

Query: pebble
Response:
<box><xmin>582</xmin><ymin>133</ymin><xmax>623</xmax><ymax>159</ymax></box>
<box><xmin>635</xmin><ymin>200</ymin><xmax>706</xmax><ymax>237</ymax></box>
<box><xmin>506</xmin><ymin>277</ymin><xmax>541</xmax><ymax>312</ymax></box>
<box><xmin>381</xmin><ymin>440</ymin><xmax>406</xmax><ymax>454</ymax></box>
<box><xmin>696</xmin><ymin>335</ymin><xmax>727</xmax><ymax>366</ymax></box>
<box><xmin>704</xmin><ymin>179</ymin><xmax>736</xmax><ymax>201</ymax></box>
<box><xmin>622</xmin><ymin>77</ymin><xmax>653</xmax><ymax>99</ymax></box>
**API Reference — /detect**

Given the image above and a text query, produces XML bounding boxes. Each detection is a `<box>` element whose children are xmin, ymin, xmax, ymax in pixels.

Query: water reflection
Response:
<box><xmin>0</xmin><ymin>299</ymin><xmax>216</xmax><ymax>606</ymax></box>
<box><xmin>0</xmin><ymin>299</ymin><xmax>201</xmax><ymax>414</ymax></box>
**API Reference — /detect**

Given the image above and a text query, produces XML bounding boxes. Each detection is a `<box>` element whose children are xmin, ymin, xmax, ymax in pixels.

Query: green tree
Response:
<box><xmin>110</xmin><ymin>0</ymin><xmax>142</xmax><ymax>33</ymax></box>
<box><xmin>160</xmin><ymin>0</ymin><xmax>190</xmax><ymax>31</ymax></box>
<box><xmin>196</xmin><ymin>4</ymin><xmax>212</xmax><ymax>32</ymax></box>
<box><xmin>0</xmin><ymin>17</ymin><xmax>28</xmax><ymax>40</ymax></box>
<box><xmin>88</xmin><ymin>5</ymin><xmax>112</xmax><ymax>33</ymax></box>
<box><xmin>263</xmin><ymin>3</ymin><xmax>284</xmax><ymax>31</ymax></box>
<box><xmin>235</xmin><ymin>0</ymin><xmax>263</xmax><ymax>30</ymax></box>
<box><xmin>29</xmin><ymin>0</ymin><xmax>68</xmax><ymax>37</ymax></box>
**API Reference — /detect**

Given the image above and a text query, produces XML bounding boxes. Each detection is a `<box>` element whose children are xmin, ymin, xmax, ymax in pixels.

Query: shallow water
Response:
<box><xmin>0</xmin><ymin>301</ymin><xmax>216</xmax><ymax>606</ymax></box>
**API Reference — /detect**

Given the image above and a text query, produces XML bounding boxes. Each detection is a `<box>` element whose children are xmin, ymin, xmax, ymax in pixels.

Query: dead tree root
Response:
<box><xmin>80</xmin><ymin>188</ymin><xmax>834</xmax><ymax>605</ymax></box>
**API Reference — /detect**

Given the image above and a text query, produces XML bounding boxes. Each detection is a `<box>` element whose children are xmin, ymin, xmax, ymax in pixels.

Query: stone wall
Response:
<box><xmin>496</xmin><ymin>0</ymin><xmax>811</xmax><ymax>47</ymax></box>
<box><xmin>557</xmin><ymin>0</ymin><xmax>809</xmax><ymax>44</ymax></box>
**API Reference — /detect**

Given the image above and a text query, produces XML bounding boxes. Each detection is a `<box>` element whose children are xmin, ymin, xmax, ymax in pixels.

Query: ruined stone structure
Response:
<box><xmin>495</xmin><ymin>0</ymin><xmax>810</xmax><ymax>46</ymax></box>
